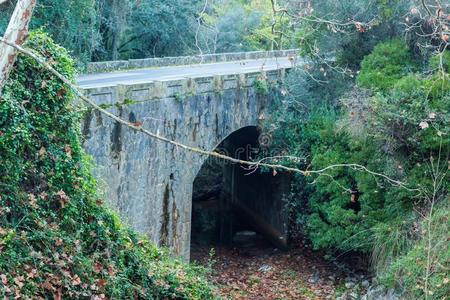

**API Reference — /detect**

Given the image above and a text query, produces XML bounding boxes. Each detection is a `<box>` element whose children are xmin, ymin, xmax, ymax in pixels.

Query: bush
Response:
<box><xmin>357</xmin><ymin>39</ymin><xmax>417</xmax><ymax>92</ymax></box>
<box><xmin>302</xmin><ymin>113</ymin><xmax>397</xmax><ymax>253</ymax></box>
<box><xmin>264</xmin><ymin>38</ymin><xmax>449</xmax><ymax>299</ymax></box>
<box><xmin>380</xmin><ymin>203</ymin><xmax>450</xmax><ymax>299</ymax></box>
<box><xmin>0</xmin><ymin>31</ymin><xmax>215</xmax><ymax>299</ymax></box>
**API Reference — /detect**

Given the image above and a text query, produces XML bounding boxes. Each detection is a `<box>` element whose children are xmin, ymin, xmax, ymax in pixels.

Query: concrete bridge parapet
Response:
<box><xmin>82</xmin><ymin>68</ymin><xmax>286</xmax><ymax>106</ymax></box>
<box><xmin>86</xmin><ymin>49</ymin><xmax>298</xmax><ymax>74</ymax></box>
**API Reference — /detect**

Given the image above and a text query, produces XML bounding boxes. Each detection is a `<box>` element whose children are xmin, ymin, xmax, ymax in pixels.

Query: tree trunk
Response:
<box><xmin>110</xmin><ymin>0</ymin><xmax>127</xmax><ymax>60</ymax></box>
<box><xmin>0</xmin><ymin>0</ymin><xmax>36</xmax><ymax>93</ymax></box>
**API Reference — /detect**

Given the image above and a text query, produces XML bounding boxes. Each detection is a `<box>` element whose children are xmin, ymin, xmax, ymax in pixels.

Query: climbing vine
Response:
<box><xmin>0</xmin><ymin>31</ymin><xmax>215</xmax><ymax>299</ymax></box>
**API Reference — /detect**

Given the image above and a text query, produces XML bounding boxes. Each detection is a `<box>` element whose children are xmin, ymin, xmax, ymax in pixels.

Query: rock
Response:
<box><xmin>362</xmin><ymin>280</ymin><xmax>370</xmax><ymax>288</ymax></box>
<box><xmin>233</xmin><ymin>230</ymin><xmax>257</xmax><ymax>245</ymax></box>
<box><xmin>257</xmin><ymin>264</ymin><xmax>272</xmax><ymax>273</ymax></box>
<box><xmin>328</xmin><ymin>275</ymin><xmax>336</xmax><ymax>281</ymax></box>
<box><xmin>386</xmin><ymin>288</ymin><xmax>400</xmax><ymax>300</ymax></box>
<box><xmin>364</xmin><ymin>285</ymin><xmax>401</xmax><ymax>300</ymax></box>
<box><xmin>345</xmin><ymin>281</ymin><xmax>355</xmax><ymax>289</ymax></box>
<box><xmin>308</xmin><ymin>271</ymin><xmax>320</xmax><ymax>284</ymax></box>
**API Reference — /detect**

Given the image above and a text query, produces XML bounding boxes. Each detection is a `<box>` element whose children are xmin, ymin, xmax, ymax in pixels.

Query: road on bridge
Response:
<box><xmin>77</xmin><ymin>57</ymin><xmax>294</xmax><ymax>89</ymax></box>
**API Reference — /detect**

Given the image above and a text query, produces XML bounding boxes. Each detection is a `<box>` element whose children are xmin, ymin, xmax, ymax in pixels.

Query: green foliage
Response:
<box><xmin>0</xmin><ymin>32</ymin><xmax>215</xmax><ymax>299</ymax></box>
<box><xmin>110</xmin><ymin>0</ymin><xmax>200</xmax><ymax>60</ymax></box>
<box><xmin>198</xmin><ymin>0</ymin><xmax>295</xmax><ymax>53</ymax></box>
<box><xmin>253</xmin><ymin>78</ymin><xmax>269</xmax><ymax>95</ymax></box>
<box><xmin>357</xmin><ymin>39</ymin><xmax>417</xmax><ymax>91</ymax></box>
<box><xmin>0</xmin><ymin>0</ymin><xmax>99</xmax><ymax>64</ymax></box>
<box><xmin>429</xmin><ymin>51</ymin><xmax>450</xmax><ymax>73</ymax></box>
<box><xmin>291</xmin><ymin>0</ymin><xmax>408</xmax><ymax>69</ymax></box>
<box><xmin>305</xmin><ymin>133</ymin><xmax>390</xmax><ymax>252</ymax></box>
<box><xmin>0</xmin><ymin>0</ymin><xmax>200</xmax><ymax>63</ymax></box>
<box><xmin>264</xmin><ymin>36</ymin><xmax>449</xmax><ymax>299</ymax></box>
<box><xmin>380</xmin><ymin>203</ymin><xmax>450</xmax><ymax>299</ymax></box>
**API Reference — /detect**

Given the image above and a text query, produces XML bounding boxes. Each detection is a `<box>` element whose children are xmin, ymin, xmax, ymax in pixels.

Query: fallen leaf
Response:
<box><xmin>28</xmin><ymin>193</ymin><xmax>38</xmax><ymax>209</ymax></box>
<box><xmin>71</xmin><ymin>275</ymin><xmax>81</xmax><ymax>286</ymax></box>
<box><xmin>0</xmin><ymin>274</ymin><xmax>7</xmax><ymax>285</ymax></box>
<box><xmin>355</xmin><ymin>22</ymin><xmax>365</xmax><ymax>32</ymax></box>
<box><xmin>55</xmin><ymin>190</ymin><xmax>69</xmax><ymax>208</ymax></box>
<box><xmin>56</xmin><ymin>88</ymin><xmax>66</xmax><ymax>99</ymax></box>
<box><xmin>53</xmin><ymin>287</ymin><xmax>62</xmax><ymax>300</ymax></box>
<box><xmin>107</xmin><ymin>266</ymin><xmax>116</xmax><ymax>276</ymax></box>
<box><xmin>93</xmin><ymin>262</ymin><xmax>102</xmax><ymax>274</ymax></box>
<box><xmin>14</xmin><ymin>276</ymin><xmax>24</xmax><ymax>288</ymax></box>
<box><xmin>96</xmin><ymin>278</ymin><xmax>107</xmax><ymax>288</ymax></box>
<box><xmin>64</xmin><ymin>145</ymin><xmax>72</xmax><ymax>159</ymax></box>
<box><xmin>38</xmin><ymin>147</ymin><xmax>46</xmax><ymax>158</ymax></box>
<box><xmin>40</xmin><ymin>191</ymin><xmax>48</xmax><ymax>200</ymax></box>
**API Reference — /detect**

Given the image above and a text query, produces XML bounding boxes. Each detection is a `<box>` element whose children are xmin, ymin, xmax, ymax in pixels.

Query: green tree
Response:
<box><xmin>1</xmin><ymin>0</ymin><xmax>99</xmax><ymax>64</ymax></box>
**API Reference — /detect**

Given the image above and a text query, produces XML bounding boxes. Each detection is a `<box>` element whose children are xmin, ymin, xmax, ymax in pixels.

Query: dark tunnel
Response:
<box><xmin>190</xmin><ymin>126</ymin><xmax>290</xmax><ymax>259</ymax></box>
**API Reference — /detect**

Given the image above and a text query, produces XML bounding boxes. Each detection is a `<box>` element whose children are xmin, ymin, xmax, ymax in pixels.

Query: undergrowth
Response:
<box><xmin>0</xmin><ymin>31</ymin><xmax>216</xmax><ymax>299</ymax></box>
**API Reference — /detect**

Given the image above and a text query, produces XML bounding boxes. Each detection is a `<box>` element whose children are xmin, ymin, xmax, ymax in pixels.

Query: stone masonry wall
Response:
<box><xmin>81</xmin><ymin>69</ymin><xmax>285</xmax><ymax>260</ymax></box>
<box><xmin>86</xmin><ymin>49</ymin><xmax>298</xmax><ymax>73</ymax></box>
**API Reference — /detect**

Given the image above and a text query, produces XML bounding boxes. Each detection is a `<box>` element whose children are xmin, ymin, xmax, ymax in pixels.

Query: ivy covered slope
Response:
<box><xmin>0</xmin><ymin>32</ymin><xmax>215</xmax><ymax>299</ymax></box>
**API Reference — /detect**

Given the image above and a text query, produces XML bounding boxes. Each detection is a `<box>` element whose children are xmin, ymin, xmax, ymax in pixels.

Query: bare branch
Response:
<box><xmin>195</xmin><ymin>0</ymin><xmax>209</xmax><ymax>59</ymax></box>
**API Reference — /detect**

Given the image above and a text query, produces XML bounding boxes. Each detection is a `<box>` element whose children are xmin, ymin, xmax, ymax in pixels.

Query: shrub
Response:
<box><xmin>357</xmin><ymin>39</ymin><xmax>416</xmax><ymax>92</ymax></box>
<box><xmin>380</xmin><ymin>202</ymin><xmax>450</xmax><ymax>299</ymax></box>
<box><xmin>264</xmin><ymin>39</ymin><xmax>449</xmax><ymax>300</ymax></box>
<box><xmin>0</xmin><ymin>31</ymin><xmax>215</xmax><ymax>299</ymax></box>
<box><xmin>303</xmin><ymin>115</ymin><xmax>395</xmax><ymax>252</ymax></box>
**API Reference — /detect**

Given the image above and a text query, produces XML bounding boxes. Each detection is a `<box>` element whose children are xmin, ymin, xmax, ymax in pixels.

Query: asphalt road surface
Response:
<box><xmin>77</xmin><ymin>57</ymin><xmax>295</xmax><ymax>89</ymax></box>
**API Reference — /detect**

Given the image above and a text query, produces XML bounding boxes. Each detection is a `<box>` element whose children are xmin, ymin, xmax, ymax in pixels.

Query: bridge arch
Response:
<box><xmin>81</xmin><ymin>65</ymin><xmax>290</xmax><ymax>260</ymax></box>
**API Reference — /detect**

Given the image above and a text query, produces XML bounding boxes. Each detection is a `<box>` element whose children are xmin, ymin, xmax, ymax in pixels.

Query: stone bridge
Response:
<box><xmin>78</xmin><ymin>50</ymin><xmax>298</xmax><ymax>260</ymax></box>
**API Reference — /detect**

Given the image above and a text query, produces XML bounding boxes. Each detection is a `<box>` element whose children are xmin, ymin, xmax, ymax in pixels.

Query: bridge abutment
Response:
<box><xmin>81</xmin><ymin>69</ymin><xmax>286</xmax><ymax>260</ymax></box>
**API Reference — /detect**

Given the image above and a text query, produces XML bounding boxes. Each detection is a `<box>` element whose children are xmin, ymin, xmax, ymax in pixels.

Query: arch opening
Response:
<box><xmin>190</xmin><ymin>126</ymin><xmax>290</xmax><ymax>260</ymax></box>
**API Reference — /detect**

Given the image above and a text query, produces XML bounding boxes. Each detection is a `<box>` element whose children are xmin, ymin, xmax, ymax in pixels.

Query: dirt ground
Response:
<box><xmin>191</xmin><ymin>237</ymin><xmax>347</xmax><ymax>300</ymax></box>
